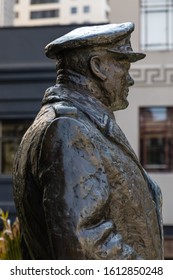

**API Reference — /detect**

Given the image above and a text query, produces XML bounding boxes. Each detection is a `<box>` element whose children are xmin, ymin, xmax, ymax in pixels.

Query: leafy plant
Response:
<box><xmin>0</xmin><ymin>209</ymin><xmax>21</xmax><ymax>260</ymax></box>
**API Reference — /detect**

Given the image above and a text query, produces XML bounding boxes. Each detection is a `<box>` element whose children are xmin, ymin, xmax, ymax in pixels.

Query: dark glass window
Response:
<box><xmin>14</xmin><ymin>12</ymin><xmax>19</xmax><ymax>19</ymax></box>
<box><xmin>140</xmin><ymin>0</ymin><xmax>173</xmax><ymax>50</ymax></box>
<box><xmin>139</xmin><ymin>107</ymin><xmax>173</xmax><ymax>172</ymax></box>
<box><xmin>106</xmin><ymin>11</ymin><xmax>109</xmax><ymax>19</ymax></box>
<box><xmin>30</xmin><ymin>9</ymin><xmax>59</xmax><ymax>19</ymax></box>
<box><xmin>0</xmin><ymin>120</ymin><xmax>32</xmax><ymax>175</ymax></box>
<box><xmin>71</xmin><ymin>7</ymin><xmax>78</xmax><ymax>14</ymax></box>
<box><xmin>31</xmin><ymin>0</ymin><xmax>59</xmax><ymax>4</ymax></box>
<box><xmin>83</xmin><ymin>6</ymin><xmax>90</xmax><ymax>13</ymax></box>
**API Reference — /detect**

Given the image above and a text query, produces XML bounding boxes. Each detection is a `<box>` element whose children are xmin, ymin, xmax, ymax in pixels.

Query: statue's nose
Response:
<box><xmin>127</xmin><ymin>74</ymin><xmax>134</xmax><ymax>87</ymax></box>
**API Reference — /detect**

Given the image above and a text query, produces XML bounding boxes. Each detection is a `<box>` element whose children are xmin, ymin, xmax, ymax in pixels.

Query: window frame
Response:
<box><xmin>140</xmin><ymin>0</ymin><xmax>173</xmax><ymax>51</ymax></box>
<box><xmin>31</xmin><ymin>0</ymin><xmax>60</xmax><ymax>4</ymax></box>
<box><xmin>139</xmin><ymin>106</ymin><xmax>173</xmax><ymax>172</ymax></box>
<box><xmin>30</xmin><ymin>9</ymin><xmax>60</xmax><ymax>19</ymax></box>
<box><xmin>0</xmin><ymin>119</ymin><xmax>33</xmax><ymax>177</ymax></box>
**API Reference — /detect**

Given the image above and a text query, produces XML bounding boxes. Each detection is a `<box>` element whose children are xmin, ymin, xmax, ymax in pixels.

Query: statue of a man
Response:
<box><xmin>13</xmin><ymin>22</ymin><xmax>163</xmax><ymax>259</ymax></box>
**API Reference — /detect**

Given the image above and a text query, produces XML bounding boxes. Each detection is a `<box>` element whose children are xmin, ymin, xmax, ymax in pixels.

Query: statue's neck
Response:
<box><xmin>56</xmin><ymin>69</ymin><xmax>110</xmax><ymax>107</ymax></box>
<box><xmin>56</xmin><ymin>69</ymin><xmax>92</xmax><ymax>89</ymax></box>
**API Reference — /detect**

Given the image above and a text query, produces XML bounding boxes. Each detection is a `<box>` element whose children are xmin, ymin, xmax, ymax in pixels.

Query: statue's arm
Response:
<box><xmin>38</xmin><ymin>117</ymin><xmax>141</xmax><ymax>259</ymax></box>
<box><xmin>143</xmin><ymin>171</ymin><xmax>163</xmax><ymax>239</ymax></box>
<box><xmin>144</xmin><ymin>171</ymin><xmax>162</xmax><ymax>209</ymax></box>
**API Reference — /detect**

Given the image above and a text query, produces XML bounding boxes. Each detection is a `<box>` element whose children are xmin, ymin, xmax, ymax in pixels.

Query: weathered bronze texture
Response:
<box><xmin>13</xmin><ymin>23</ymin><xmax>163</xmax><ymax>259</ymax></box>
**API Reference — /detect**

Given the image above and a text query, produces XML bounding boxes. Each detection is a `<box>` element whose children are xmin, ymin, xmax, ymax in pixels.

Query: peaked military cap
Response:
<box><xmin>45</xmin><ymin>22</ymin><xmax>145</xmax><ymax>62</ymax></box>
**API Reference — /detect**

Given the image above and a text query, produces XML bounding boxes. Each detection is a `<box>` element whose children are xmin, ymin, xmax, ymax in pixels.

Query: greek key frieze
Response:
<box><xmin>130</xmin><ymin>65</ymin><xmax>173</xmax><ymax>86</ymax></box>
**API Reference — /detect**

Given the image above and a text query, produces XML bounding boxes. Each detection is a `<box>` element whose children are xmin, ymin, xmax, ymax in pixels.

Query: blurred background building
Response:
<box><xmin>110</xmin><ymin>0</ymin><xmax>173</xmax><ymax>259</ymax></box>
<box><xmin>0</xmin><ymin>0</ymin><xmax>173</xmax><ymax>258</ymax></box>
<box><xmin>13</xmin><ymin>0</ymin><xmax>110</xmax><ymax>26</ymax></box>
<box><xmin>0</xmin><ymin>0</ymin><xmax>14</xmax><ymax>26</ymax></box>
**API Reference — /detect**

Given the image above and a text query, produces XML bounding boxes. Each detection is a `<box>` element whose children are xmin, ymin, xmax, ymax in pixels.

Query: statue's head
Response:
<box><xmin>45</xmin><ymin>23</ymin><xmax>145</xmax><ymax>111</ymax></box>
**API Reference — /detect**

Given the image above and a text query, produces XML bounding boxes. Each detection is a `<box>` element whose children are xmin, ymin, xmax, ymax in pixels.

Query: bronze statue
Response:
<box><xmin>13</xmin><ymin>22</ymin><xmax>163</xmax><ymax>259</ymax></box>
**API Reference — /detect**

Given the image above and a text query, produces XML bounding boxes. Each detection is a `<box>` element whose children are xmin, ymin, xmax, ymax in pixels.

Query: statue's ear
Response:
<box><xmin>90</xmin><ymin>56</ymin><xmax>107</xmax><ymax>81</ymax></box>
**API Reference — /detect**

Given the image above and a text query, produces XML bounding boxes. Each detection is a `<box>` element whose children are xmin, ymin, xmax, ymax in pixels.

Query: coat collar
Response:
<box><xmin>43</xmin><ymin>84</ymin><xmax>139</xmax><ymax>164</ymax></box>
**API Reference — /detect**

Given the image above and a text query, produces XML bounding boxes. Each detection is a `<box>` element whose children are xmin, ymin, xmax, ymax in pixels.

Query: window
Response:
<box><xmin>106</xmin><ymin>11</ymin><xmax>109</xmax><ymax>19</ymax></box>
<box><xmin>0</xmin><ymin>120</ymin><xmax>32</xmax><ymax>175</ymax></box>
<box><xmin>139</xmin><ymin>107</ymin><xmax>173</xmax><ymax>172</ymax></box>
<box><xmin>31</xmin><ymin>0</ymin><xmax>59</xmax><ymax>4</ymax></box>
<box><xmin>30</xmin><ymin>9</ymin><xmax>59</xmax><ymax>19</ymax></box>
<box><xmin>140</xmin><ymin>0</ymin><xmax>173</xmax><ymax>50</ymax></box>
<box><xmin>71</xmin><ymin>7</ymin><xmax>77</xmax><ymax>14</ymax></box>
<box><xmin>83</xmin><ymin>6</ymin><xmax>90</xmax><ymax>13</ymax></box>
<box><xmin>14</xmin><ymin>12</ymin><xmax>19</xmax><ymax>19</ymax></box>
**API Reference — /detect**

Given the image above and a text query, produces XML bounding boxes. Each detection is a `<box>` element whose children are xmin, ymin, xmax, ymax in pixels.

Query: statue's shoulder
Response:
<box><xmin>42</xmin><ymin>101</ymin><xmax>91</xmax><ymax>143</ymax></box>
<box><xmin>39</xmin><ymin>104</ymin><xmax>93</xmax><ymax>160</ymax></box>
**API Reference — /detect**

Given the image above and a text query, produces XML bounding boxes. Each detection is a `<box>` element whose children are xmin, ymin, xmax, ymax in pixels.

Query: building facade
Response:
<box><xmin>13</xmin><ymin>0</ymin><xmax>110</xmax><ymax>26</ymax></box>
<box><xmin>0</xmin><ymin>0</ymin><xmax>14</xmax><ymax>26</ymax></box>
<box><xmin>110</xmin><ymin>0</ymin><xmax>173</xmax><ymax>258</ymax></box>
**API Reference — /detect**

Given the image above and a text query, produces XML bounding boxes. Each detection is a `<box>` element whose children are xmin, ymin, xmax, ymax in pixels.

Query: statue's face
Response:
<box><xmin>102</xmin><ymin>54</ymin><xmax>134</xmax><ymax>111</ymax></box>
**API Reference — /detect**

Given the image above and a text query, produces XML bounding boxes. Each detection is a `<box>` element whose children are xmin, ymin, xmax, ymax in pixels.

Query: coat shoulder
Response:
<box><xmin>53</xmin><ymin>102</ymin><xmax>78</xmax><ymax>118</ymax></box>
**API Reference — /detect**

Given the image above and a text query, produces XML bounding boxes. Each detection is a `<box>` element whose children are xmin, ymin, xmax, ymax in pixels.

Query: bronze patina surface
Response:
<box><xmin>13</xmin><ymin>23</ymin><xmax>163</xmax><ymax>259</ymax></box>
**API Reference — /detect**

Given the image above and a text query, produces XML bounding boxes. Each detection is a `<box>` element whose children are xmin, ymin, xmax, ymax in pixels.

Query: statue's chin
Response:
<box><xmin>110</xmin><ymin>100</ymin><xmax>129</xmax><ymax>112</ymax></box>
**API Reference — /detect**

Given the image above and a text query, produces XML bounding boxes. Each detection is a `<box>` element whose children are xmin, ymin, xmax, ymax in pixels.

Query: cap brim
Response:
<box><xmin>107</xmin><ymin>49</ymin><xmax>146</xmax><ymax>62</ymax></box>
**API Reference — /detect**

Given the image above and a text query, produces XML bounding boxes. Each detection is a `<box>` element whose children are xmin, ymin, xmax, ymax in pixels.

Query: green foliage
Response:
<box><xmin>0</xmin><ymin>209</ymin><xmax>22</xmax><ymax>260</ymax></box>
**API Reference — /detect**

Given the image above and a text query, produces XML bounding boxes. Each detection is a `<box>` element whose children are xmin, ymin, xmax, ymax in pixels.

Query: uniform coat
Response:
<box><xmin>13</xmin><ymin>84</ymin><xmax>163</xmax><ymax>259</ymax></box>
